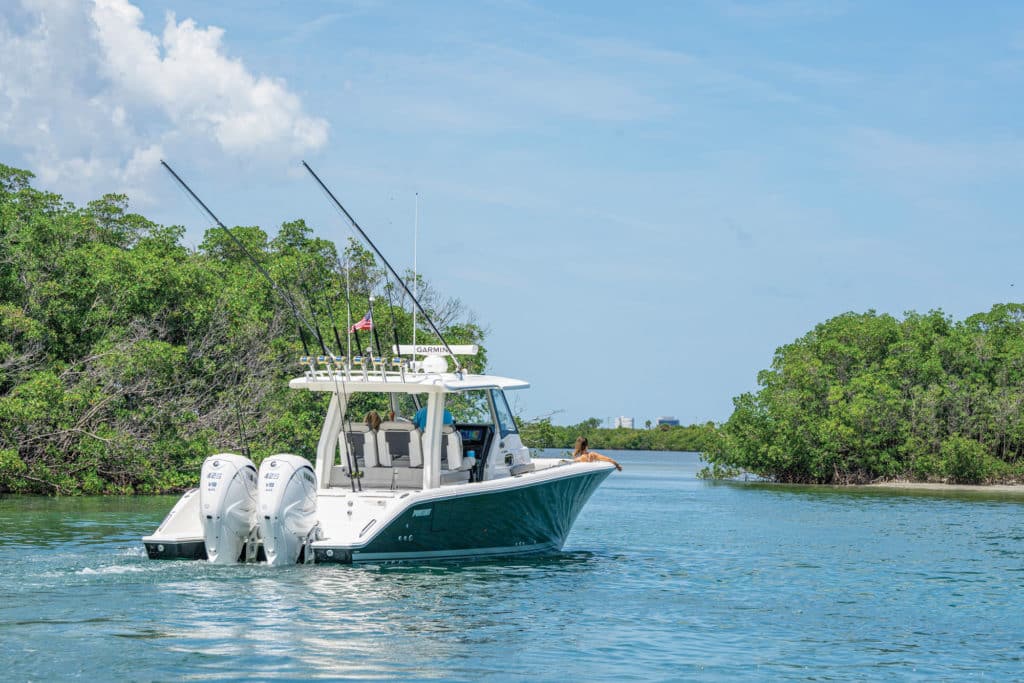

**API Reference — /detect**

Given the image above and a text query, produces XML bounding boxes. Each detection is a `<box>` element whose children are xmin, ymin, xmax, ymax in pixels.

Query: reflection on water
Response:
<box><xmin>0</xmin><ymin>495</ymin><xmax>172</xmax><ymax>549</ymax></box>
<box><xmin>118</xmin><ymin>550</ymin><xmax>608</xmax><ymax>680</ymax></box>
<box><xmin>2</xmin><ymin>452</ymin><xmax>1024</xmax><ymax>680</ymax></box>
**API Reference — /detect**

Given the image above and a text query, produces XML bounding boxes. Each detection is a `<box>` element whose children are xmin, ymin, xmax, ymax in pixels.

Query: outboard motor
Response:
<box><xmin>257</xmin><ymin>454</ymin><xmax>319</xmax><ymax>566</ymax></box>
<box><xmin>200</xmin><ymin>453</ymin><xmax>258</xmax><ymax>564</ymax></box>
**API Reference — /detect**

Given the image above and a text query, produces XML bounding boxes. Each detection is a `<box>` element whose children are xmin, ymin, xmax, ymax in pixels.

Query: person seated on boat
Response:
<box><xmin>572</xmin><ymin>436</ymin><xmax>622</xmax><ymax>471</ymax></box>
<box><xmin>365</xmin><ymin>410</ymin><xmax>382</xmax><ymax>431</ymax></box>
<box><xmin>412</xmin><ymin>406</ymin><xmax>454</xmax><ymax>431</ymax></box>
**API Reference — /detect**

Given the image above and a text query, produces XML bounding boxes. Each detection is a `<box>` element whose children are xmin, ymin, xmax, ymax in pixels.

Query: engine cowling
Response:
<box><xmin>200</xmin><ymin>453</ymin><xmax>258</xmax><ymax>564</ymax></box>
<box><xmin>258</xmin><ymin>454</ymin><xmax>319</xmax><ymax>566</ymax></box>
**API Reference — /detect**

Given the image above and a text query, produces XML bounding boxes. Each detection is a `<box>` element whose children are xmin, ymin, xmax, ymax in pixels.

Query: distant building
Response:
<box><xmin>656</xmin><ymin>416</ymin><xmax>680</xmax><ymax>427</ymax></box>
<box><xmin>614</xmin><ymin>416</ymin><xmax>635</xmax><ymax>429</ymax></box>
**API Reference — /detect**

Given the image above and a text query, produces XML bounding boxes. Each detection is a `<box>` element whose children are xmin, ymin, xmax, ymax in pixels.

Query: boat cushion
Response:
<box><xmin>442</xmin><ymin>425</ymin><xmax>466</xmax><ymax>470</ymax></box>
<box><xmin>376</xmin><ymin>421</ymin><xmax>423</xmax><ymax>468</ymax></box>
<box><xmin>340</xmin><ymin>424</ymin><xmax>381</xmax><ymax>468</ymax></box>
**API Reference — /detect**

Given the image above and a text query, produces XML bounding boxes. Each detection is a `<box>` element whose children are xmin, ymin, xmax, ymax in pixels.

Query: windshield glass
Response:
<box><xmin>449</xmin><ymin>389</ymin><xmax>492</xmax><ymax>424</ymax></box>
<box><xmin>492</xmin><ymin>390</ymin><xmax>518</xmax><ymax>437</ymax></box>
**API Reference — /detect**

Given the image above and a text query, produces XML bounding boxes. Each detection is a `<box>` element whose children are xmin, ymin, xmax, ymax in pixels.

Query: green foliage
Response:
<box><xmin>0</xmin><ymin>448</ymin><xmax>27</xmax><ymax>491</ymax></box>
<box><xmin>696</xmin><ymin>462</ymin><xmax>743</xmax><ymax>480</ymax></box>
<box><xmin>941</xmin><ymin>435</ymin><xmax>994</xmax><ymax>484</ymax></box>
<box><xmin>518</xmin><ymin>416</ymin><xmax>714</xmax><ymax>453</ymax></box>
<box><xmin>706</xmin><ymin>308</ymin><xmax>1024</xmax><ymax>484</ymax></box>
<box><xmin>0</xmin><ymin>163</ymin><xmax>485</xmax><ymax>494</ymax></box>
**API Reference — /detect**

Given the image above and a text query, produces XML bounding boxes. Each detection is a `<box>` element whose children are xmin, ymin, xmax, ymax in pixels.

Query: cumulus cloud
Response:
<box><xmin>0</xmin><ymin>0</ymin><xmax>328</xmax><ymax>201</ymax></box>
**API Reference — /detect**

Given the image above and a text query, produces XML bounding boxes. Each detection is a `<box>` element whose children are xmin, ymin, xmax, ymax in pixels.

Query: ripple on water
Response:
<box><xmin>2</xmin><ymin>453</ymin><xmax>1023</xmax><ymax>680</ymax></box>
<box><xmin>77</xmin><ymin>565</ymin><xmax>148</xmax><ymax>575</ymax></box>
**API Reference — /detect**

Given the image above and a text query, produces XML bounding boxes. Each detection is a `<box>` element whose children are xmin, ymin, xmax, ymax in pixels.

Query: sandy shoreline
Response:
<box><xmin>862</xmin><ymin>481</ymin><xmax>1024</xmax><ymax>493</ymax></box>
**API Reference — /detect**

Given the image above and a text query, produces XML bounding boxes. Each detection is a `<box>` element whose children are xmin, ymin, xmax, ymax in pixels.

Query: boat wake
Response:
<box><xmin>77</xmin><ymin>565</ymin><xmax>147</xmax><ymax>575</ymax></box>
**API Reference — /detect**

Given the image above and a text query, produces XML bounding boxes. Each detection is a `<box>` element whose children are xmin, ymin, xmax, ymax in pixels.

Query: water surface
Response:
<box><xmin>2</xmin><ymin>450</ymin><xmax>1022</xmax><ymax>680</ymax></box>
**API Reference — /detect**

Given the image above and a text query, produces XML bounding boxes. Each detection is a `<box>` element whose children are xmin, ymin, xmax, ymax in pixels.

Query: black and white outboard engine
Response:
<box><xmin>200</xmin><ymin>453</ymin><xmax>259</xmax><ymax>564</ymax></box>
<box><xmin>257</xmin><ymin>454</ymin><xmax>319</xmax><ymax>566</ymax></box>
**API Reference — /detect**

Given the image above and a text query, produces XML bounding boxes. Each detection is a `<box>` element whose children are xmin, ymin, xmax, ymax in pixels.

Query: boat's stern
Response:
<box><xmin>142</xmin><ymin>488</ymin><xmax>207</xmax><ymax>560</ymax></box>
<box><xmin>308</xmin><ymin>488</ymin><xmax>416</xmax><ymax>563</ymax></box>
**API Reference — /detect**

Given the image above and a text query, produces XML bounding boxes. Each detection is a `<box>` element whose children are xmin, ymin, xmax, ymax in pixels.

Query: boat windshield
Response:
<box><xmin>492</xmin><ymin>389</ymin><xmax>519</xmax><ymax>437</ymax></box>
<box><xmin>449</xmin><ymin>389</ymin><xmax>492</xmax><ymax>424</ymax></box>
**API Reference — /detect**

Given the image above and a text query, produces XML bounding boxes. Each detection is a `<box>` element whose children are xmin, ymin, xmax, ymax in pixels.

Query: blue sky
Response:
<box><xmin>3</xmin><ymin>1</ymin><xmax>1024</xmax><ymax>426</ymax></box>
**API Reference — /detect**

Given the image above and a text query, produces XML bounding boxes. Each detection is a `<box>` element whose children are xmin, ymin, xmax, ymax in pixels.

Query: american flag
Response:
<box><xmin>349</xmin><ymin>311</ymin><xmax>372</xmax><ymax>333</ymax></box>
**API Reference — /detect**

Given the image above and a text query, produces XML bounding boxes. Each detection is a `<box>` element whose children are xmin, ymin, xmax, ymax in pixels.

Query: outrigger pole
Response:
<box><xmin>161</xmin><ymin>160</ymin><xmax>362</xmax><ymax>492</ymax></box>
<box><xmin>302</xmin><ymin>161</ymin><xmax>464</xmax><ymax>372</ymax></box>
<box><xmin>160</xmin><ymin>161</ymin><xmax>327</xmax><ymax>354</ymax></box>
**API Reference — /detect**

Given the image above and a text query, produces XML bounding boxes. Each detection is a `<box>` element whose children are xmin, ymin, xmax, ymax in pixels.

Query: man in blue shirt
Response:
<box><xmin>413</xmin><ymin>406</ymin><xmax>454</xmax><ymax>431</ymax></box>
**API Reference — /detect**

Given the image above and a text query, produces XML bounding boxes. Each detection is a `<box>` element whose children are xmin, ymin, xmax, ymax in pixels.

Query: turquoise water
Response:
<box><xmin>2</xmin><ymin>450</ymin><xmax>1023</xmax><ymax>681</ymax></box>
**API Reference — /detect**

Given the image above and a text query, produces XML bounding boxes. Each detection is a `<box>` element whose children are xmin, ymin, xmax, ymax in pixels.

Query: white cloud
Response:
<box><xmin>0</xmin><ymin>0</ymin><xmax>327</xmax><ymax>201</ymax></box>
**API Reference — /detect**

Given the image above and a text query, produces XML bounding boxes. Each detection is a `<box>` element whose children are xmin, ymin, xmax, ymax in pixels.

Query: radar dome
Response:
<box><xmin>422</xmin><ymin>355</ymin><xmax>448</xmax><ymax>373</ymax></box>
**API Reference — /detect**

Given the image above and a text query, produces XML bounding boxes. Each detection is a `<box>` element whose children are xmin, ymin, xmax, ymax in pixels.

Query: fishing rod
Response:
<box><xmin>301</xmin><ymin>161</ymin><xmax>463</xmax><ymax>372</ymax></box>
<box><xmin>340</xmin><ymin>257</ymin><xmax>357</xmax><ymax>360</ymax></box>
<box><xmin>321</xmin><ymin>282</ymin><xmax>345</xmax><ymax>361</ymax></box>
<box><xmin>382</xmin><ymin>277</ymin><xmax>405</xmax><ymax>369</ymax></box>
<box><xmin>233</xmin><ymin>392</ymin><xmax>250</xmax><ymax>459</ymax></box>
<box><xmin>307</xmin><ymin>259</ymin><xmax>345</xmax><ymax>359</ymax></box>
<box><xmin>305</xmin><ymin>258</ymin><xmax>350</xmax><ymax>361</ymax></box>
<box><xmin>367</xmin><ymin>295</ymin><xmax>384</xmax><ymax>363</ymax></box>
<box><xmin>163</xmin><ymin>161</ymin><xmax>363</xmax><ymax>491</ymax></box>
<box><xmin>297</xmin><ymin>324</ymin><xmax>311</xmax><ymax>357</ymax></box>
<box><xmin>297</xmin><ymin>277</ymin><xmax>329</xmax><ymax>356</ymax></box>
<box><xmin>312</xmin><ymin>260</ymin><xmax>364</xmax><ymax>490</ymax></box>
<box><xmin>161</xmin><ymin>161</ymin><xmax>331</xmax><ymax>357</ymax></box>
<box><xmin>306</xmin><ymin>257</ymin><xmax>364</xmax><ymax>491</ymax></box>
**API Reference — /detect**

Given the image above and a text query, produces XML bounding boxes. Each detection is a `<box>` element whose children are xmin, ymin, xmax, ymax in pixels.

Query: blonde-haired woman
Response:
<box><xmin>572</xmin><ymin>436</ymin><xmax>622</xmax><ymax>471</ymax></box>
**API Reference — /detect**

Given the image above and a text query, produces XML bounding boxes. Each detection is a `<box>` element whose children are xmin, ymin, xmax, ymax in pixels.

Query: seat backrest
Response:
<box><xmin>442</xmin><ymin>425</ymin><xmax>464</xmax><ymax>470</ymax></box>
<box><xmin>340</xmin><ymin>423</ymin><xmax>380</xmax><ymax>468</ymax></box>
<box><xmin>376</xmin><ymin>421</ymin><xmax>423</xmax><ymax>468</ymax></box>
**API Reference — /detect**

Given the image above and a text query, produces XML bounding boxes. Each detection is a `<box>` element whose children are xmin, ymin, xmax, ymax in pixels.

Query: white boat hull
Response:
<box><xmin>144</xmin><ymin>461</ymin><xmax>613</xmax><ymax>564</ymax></box>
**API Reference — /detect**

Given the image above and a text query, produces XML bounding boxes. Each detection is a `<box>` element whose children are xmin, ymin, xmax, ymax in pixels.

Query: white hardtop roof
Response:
<box><xmin>289</xmin><ymin>372</ymin><xmax>529</xmax><ymax>394</ymax></box>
